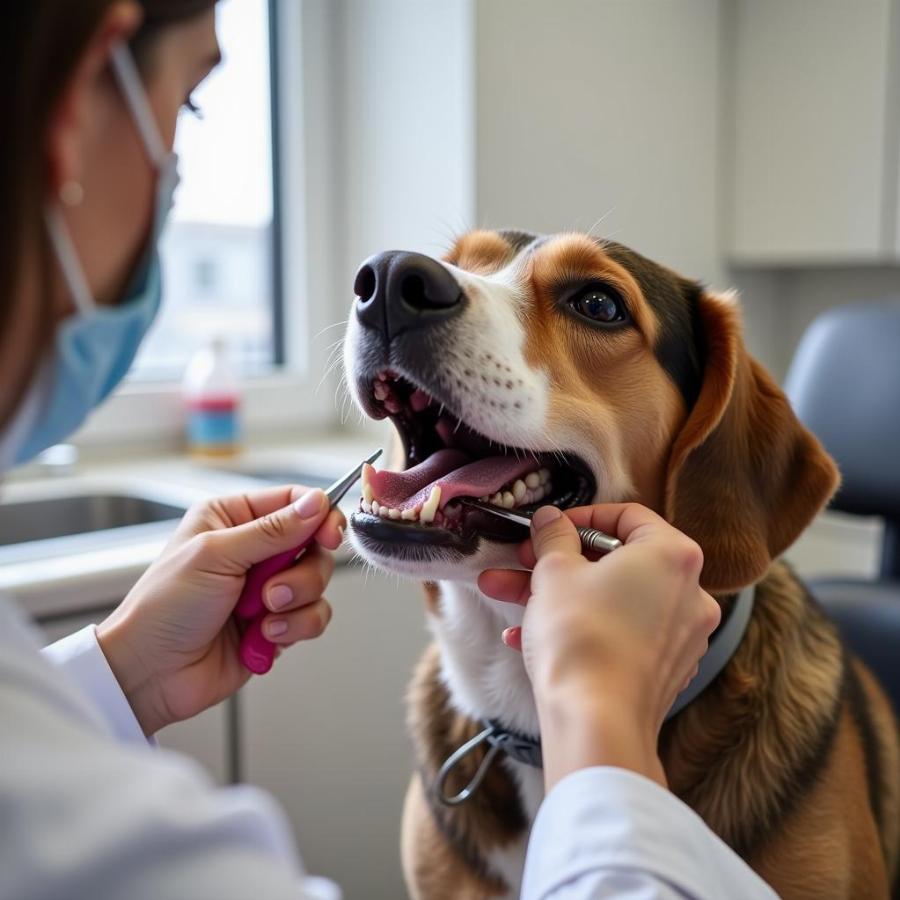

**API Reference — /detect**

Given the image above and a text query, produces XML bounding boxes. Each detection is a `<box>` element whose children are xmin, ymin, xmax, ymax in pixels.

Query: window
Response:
<box><xmin>130</xmin><ymin>0</ymin><xmax>278</xmax><ymax>380</ymax></box>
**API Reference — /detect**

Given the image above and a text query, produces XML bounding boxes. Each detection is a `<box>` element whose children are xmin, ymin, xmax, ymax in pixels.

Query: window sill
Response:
<box><xmin>72</xmin><ymin>369</ymin><xmax>336</xmax><ymax>452</ymax></box>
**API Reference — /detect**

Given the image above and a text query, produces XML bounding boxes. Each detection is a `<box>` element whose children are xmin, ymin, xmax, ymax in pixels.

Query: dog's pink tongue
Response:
<box><xmin>367</xmin><ymin>449</ymin><xmax>470</xmax><ymax>508</ymax></box>
<box><xmin>368</xmin><ymin>451</ymin><xmax>537</xmax><ymax>512</ymax></box>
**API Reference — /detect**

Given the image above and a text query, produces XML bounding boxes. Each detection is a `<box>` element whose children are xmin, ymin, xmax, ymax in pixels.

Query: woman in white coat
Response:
<box><xmin>0</xmin><ymin>3</ymin><xmax>776</xmax><ymax>897</ymax></box>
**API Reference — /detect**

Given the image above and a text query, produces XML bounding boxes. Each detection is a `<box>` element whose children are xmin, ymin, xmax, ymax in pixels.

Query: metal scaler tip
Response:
<box><xmin>460</xmin><ymin>499</ymin><xmax>621</xmax><ymax>555</ymax></box>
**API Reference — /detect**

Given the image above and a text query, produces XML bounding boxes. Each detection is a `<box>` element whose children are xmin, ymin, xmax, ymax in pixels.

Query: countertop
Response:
<box><xmin>0</xmin><ymin>430</ymin><xmax>384</xmax><ymax>620</ymax></box>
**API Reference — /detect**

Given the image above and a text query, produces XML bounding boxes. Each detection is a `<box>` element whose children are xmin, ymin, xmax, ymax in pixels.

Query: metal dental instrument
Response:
<box><xmin>235</xmin><ymin>449</ymin><xmax>383</xmax><ymax>674</ymax></box>
<box><xmin>460</xmin><ymin>499</ymin><xmax>622</xmax><ymax>554</ymax></box>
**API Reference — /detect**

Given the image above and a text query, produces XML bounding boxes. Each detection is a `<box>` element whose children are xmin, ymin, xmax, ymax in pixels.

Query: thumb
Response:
<box><xmin>531</xmin><ymin>505</ymin><xmax>582</xmax><ymax>560</ymax></box>
<box><xmin>214</xmin><ymin>489</ymin><xmax>330</xmax><ymax>569</ymax></box>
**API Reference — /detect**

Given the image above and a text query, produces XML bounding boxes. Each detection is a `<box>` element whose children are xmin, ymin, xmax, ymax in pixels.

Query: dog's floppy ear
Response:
<box><xmin>664</xmin><ymin>290</ymin><xmax>839</xmax><ymax>593</ymax></box>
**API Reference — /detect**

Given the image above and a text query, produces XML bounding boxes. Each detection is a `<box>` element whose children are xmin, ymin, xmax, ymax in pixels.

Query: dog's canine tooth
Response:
<box><xmin>361</xmin><ymin>463</ymin><xmax>375</xmax><ymax>504</ymax></box>
<box><xmin>501</xmin><ymin>491</ymin><xmax>515</xmax><ymax>508</ymax></box>
<box><xmin>512</xmin><ymin>479</ymin><xmax>527</xmax><ymax>502</ymax></box>
<box><xmin>525</xmin><ymin>472</ymin><xmax>540</xmax><ymax>489</ymax></box>
<box><xmin>420</xmin><ymin>486</ymin><xmax>441</xmax><ymax>524</ymax></box>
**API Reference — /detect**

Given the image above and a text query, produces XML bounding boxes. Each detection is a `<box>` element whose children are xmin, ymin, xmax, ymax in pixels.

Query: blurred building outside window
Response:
<box><xmin>130</xmin><ymin>0</ymin><xmax>277</xmax><ymax>381</ymax></box>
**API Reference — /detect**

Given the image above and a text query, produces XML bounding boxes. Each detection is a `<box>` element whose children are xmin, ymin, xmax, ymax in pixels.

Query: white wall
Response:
<box><xmin>475</xmin><ymin>0</ymin><xmax>723</xmax><ymax>284</ymax></box>
<box><xmin>338</xmin><ymin>0</ymin><xmax>475</xmax><ymax>280</ymax></box>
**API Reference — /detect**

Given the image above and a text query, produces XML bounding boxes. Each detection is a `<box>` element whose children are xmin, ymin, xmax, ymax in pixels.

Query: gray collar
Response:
<box><xmin>666</xmin><ymin>583</ymin><xmax>756</xmax><ymax>718</ymax></box>
<box><xmin>436</xmin><ymin>585</ymin><xmax>756</xmax><ymax>806</ymax></box>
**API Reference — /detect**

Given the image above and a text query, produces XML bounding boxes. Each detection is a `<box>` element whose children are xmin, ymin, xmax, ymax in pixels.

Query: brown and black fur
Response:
<box><xmin>392</xmin><ymin>230</ymin><xmax>900</xmax><ymax>899</ymax></box>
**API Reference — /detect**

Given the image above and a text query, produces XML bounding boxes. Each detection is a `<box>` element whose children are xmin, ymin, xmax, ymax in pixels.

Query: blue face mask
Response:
<box><xmin>0</xmin><ymin>43</ymin><xmax>179</xmax><ymax>468</ymax></box>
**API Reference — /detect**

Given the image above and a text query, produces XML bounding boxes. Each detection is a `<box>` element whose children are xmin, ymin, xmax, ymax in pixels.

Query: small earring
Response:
<box><xmin>59</xmin><ymin>180</ymin><xmax>84</xmax><ymax>207</ymax></box>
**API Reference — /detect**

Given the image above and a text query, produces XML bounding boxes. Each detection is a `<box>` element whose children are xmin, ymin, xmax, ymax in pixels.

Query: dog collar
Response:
<box><xmin>435</xmin><ymin>584</ymin><xmax>756</xmax><ymax>806</ymax></box>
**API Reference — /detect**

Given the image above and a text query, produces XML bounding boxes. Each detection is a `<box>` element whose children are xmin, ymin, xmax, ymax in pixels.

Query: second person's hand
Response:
<box><xmin>478</xmin><ymin>503</ymin><xmax>721</xmax><ymax>791</ymax></box>
<box><xmin>97</xmin><ymin>485</ymin><xmax>345</xmax><ymax>736</ymax></box>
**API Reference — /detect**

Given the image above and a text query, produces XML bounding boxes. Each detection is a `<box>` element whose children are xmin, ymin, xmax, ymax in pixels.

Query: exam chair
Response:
<box><xmin>785</xmin><ymin>302</ymin><xmax>900</xmax><ymax>713</ymax></box>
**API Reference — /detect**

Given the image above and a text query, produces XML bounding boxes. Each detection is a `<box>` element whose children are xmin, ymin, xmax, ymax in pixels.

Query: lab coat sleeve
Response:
<box><xmin>0</xmin><ymin>600</ymin><xmax>339</xmax><ymax>900</ymax></box>
<box><xmin>42</xmin><ymin>623</ymin><xmax>150</xmax><ymax>746</ymax></box>
<box><xmin>521</xmin><ymin>767</ymin><xmax>779</xmax><ymax>900</ymax></box>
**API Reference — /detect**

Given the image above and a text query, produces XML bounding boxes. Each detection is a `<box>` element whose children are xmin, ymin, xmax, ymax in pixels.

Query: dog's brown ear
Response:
<box><xmin>664</xmin><ymin>291</ymin><xmax>839</xmax><ymax>593</ymax></box>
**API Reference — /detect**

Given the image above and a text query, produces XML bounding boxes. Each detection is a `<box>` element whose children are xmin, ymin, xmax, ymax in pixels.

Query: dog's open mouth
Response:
<box><xmin>351</xmin><ymin>371</ymin><xmax>596</xmax><ymax>551</ymax></box>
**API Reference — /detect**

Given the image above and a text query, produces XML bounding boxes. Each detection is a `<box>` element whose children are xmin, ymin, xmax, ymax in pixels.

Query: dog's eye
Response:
<box><xmin>568</xmin><ymin>286</ymin><xmax>627</xmax><ymax>325</ymax></box>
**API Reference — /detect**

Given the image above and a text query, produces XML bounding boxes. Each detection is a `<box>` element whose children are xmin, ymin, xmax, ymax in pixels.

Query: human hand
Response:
<box><xmin>478</xmin><ymin>504</ymin><xmax>720</xmax><ymax>789</ymax></box>
<box><xmin>97</xmin><ymin>485</ymin><xmax>345</xmax><ymax>736</ymax></box>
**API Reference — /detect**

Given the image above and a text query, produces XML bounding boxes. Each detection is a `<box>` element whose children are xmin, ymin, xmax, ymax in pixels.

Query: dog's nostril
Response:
<box><xmin>400</xmin><ymin>274</ymin><xmax>428</xmax><ymax>309</ymax></box>
<box><xmin>355</xmin><ymin>265</ymin><xmax>377</xmax><ymax>303</ymax></box>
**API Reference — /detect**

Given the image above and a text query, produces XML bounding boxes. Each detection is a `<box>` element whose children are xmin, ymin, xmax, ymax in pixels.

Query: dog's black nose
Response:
<box><xmin>354</xmin><ymin>251</ymin><xmax>463</xmax><ymax>339</ymax></box>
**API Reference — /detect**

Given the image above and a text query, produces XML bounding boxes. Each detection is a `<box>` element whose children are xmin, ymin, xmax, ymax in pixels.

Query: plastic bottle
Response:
<box><xmin>183</xmin><ymin>337</ymin><xmax>241</xmax><ymax>458</ymax></box>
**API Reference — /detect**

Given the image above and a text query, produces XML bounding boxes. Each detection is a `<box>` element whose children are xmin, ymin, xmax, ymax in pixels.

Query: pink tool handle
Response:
<box><xmin>235</xmin><ymin>541</ymin><xmax>311</xmax><ymax>675</ymax></box>
<box><xmin>239</xmin><ymin>616</ymin><xmax>277</xmax><ymax>675</ymax></box>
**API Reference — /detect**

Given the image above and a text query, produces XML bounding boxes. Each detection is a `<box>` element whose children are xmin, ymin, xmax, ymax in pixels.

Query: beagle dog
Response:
<box><xmin>343</xmin><ymin>229</ymin><xmax>900</xmax><ymax>899</ymax></box>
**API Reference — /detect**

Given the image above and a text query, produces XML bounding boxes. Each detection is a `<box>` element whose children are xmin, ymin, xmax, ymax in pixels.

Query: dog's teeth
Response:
<box><xmin>478</xmin><ymin>496</ymin><xmax>489</xmax><ymax>502</ymax></box>
<box><xmin>373</xmin><ymin>382</ymin><xmax>389</xmax><ymax>401</ymax></box>
<box><xmin>538</xmin><ymin>468</ymin><xmax>551</xmax><ymax>485</ymax></box>
<box><xmin>532</xmin><ymin>487</ymin><xmax>544</xmax><ymax>502</ymax></box>
<box><xmin>525</xmin><ymin>472</ymin><xmax>540</xmax><ymax>489</ymax></box>
<box><xmin>390</xmin><ymin>508</ymin><xmax>401</xmax><ymax>519</ymax></box>
<box><xmin>501</xmin><ymin>491</ymin><xmax>515</xmax><ymax>509</ymax></box>
<box><xmin>361</xmin><ymin>500</ymin><xmax>372</xmax><ymax>514</ymax></box>
<box><xmin>401</xmin><ymin>507</ymin><xmax>418</xmax><ymax>521</ymax></box>
<box><xmin>489</xmin><ymin>492</ymin><xmax>502</xmax><ymax>505</ymax></box>
<box><xmin>512</xmin><ymin>480</ymin><xmax>527</xmax><ymax>503</ymax></box>
<box><xmin>420</xmin><ymin>486</ymin><xmax>441</xmax><ymax>524</ymax></box>
<box><xmin>371</xmin><ymin>501</ymin><xmax>381</xmax><ymax>516</ymax></box>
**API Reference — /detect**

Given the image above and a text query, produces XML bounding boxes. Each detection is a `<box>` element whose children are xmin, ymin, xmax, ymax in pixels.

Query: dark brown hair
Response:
<box><xmin>0</xmin><ymin>0</ymin><xmax>217</xmax><ymax>427</ymax></box>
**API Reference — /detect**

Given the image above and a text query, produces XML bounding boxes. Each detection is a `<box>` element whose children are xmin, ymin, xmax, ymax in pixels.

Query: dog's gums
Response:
<box><xmin>352</xmin><ymin>369</ymin><xmax>595</xmax><ymax>546</ymax></box>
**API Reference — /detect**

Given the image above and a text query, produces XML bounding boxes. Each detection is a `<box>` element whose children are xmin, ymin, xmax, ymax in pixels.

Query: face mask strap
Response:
<box><xmin>109</xmin><ymin>42</ymin><xmax>168</xmax><ymax>170</ymax></box>
<box><xmin>44</xmin><ymin>206</ymin><xmax>96</xmax><ymax>316</ymax></box>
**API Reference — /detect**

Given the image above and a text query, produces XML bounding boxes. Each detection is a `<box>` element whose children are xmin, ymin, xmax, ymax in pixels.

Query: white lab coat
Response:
<box><xmin>0</xmin><ymin>594</ymin><xmax>778</xmax><ymax>899</ymax></box>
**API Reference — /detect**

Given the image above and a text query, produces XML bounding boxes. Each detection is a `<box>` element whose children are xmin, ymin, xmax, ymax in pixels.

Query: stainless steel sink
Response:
<box><xmin>0</xmin><ymin>494</ymin><xmax>186</xmax><ymax>547</ymax></box>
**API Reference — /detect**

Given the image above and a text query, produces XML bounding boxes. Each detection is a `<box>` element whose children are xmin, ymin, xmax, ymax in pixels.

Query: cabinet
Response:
<box><xmin>728</xmin><ymin>0</ymin><xmax>900</xmax><ymax>263</ymax></box>
<box><xmin>241</xmin><ymin>563</ymin><xmax>429</xmax><ymax>900</ymax></box>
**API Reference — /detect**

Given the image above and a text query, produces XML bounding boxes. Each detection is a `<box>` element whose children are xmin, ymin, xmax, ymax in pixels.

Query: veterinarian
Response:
<box><xmin>1</xmin><ymin>2</ymin><xmax>777</xmax><ymax>898</ymax></box>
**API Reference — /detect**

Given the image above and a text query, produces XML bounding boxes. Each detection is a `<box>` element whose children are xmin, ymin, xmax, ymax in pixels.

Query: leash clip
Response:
<box><xmin>436</xmin><ymin>724</ymin><xmax>502</xmax><ymax>807</ymax></box>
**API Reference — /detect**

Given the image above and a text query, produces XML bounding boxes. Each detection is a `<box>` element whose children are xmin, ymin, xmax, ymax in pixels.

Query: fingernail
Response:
<box><xmin>294</xmin><ymin>489</ymin><xmax>326</xmax><ymax>519</ymax></box>
<box><xmin>266</xmin><ymin>619</ymin><xmax>288</xmax><ymax>638</ymax></box>
<box><xmin>531</xmin><ymin>505</ymin><xmax>562</xmax><ymax>529</ymax></box>
<box><xmin>267</xmin><ymin>585</ymin><xmax>293</xmax><ymax>611</ymax></box>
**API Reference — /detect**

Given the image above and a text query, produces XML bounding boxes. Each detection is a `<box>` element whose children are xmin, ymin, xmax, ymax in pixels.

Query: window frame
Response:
<box><xmin>74</xmin><ymin>0</ymin><xmax>341</xmax><ymax>451</ymax></box>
